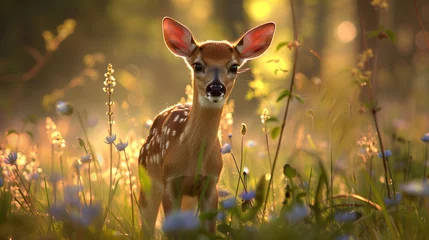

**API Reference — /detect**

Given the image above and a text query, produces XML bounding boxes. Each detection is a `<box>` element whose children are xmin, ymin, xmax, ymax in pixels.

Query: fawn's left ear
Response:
<box><xmin>235</xmin><ymin>22</ymin><xmax>276</xmax><ymax>60</ymax></box>
<box><xmin>163</xmin><ymin>17</ymin><xmax>197</xmax><ymax>58</ymax></box>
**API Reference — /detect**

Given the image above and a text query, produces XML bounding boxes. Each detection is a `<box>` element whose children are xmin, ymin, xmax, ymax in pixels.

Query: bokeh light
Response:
<box><xmin>336</xmin><ymin>21</ymin><xmax>357</xmax><ymax>43</ymax></box>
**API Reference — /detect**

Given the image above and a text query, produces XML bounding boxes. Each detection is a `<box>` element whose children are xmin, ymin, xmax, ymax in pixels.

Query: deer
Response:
<box><xmin>138</xmin><ymin>17</ymin><xmax>275</xmax><ymax>236</ymax></box>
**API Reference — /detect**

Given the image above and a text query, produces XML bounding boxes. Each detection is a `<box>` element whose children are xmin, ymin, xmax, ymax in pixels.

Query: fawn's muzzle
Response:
<box><xmin>206</xmin><ymin>84</ymin><xmax>226</xmax><ymax>98</ymax></box>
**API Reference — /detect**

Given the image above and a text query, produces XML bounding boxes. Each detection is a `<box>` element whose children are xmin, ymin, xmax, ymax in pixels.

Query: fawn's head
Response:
<box><xmin>162</xmin><ymin>17</ymin><xmax>275</xmax><ymax>108</ymax></box>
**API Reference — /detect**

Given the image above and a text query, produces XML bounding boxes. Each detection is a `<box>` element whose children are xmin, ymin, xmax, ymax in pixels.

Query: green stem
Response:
<box><xmin>262</xmin><ymin>0</ymin><xmax>299</xmax><ymax>218</ymax></box>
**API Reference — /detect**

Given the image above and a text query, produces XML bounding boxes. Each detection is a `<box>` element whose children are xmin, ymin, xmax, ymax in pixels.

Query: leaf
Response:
<box><xmin>366</xmin><ymin>30</ymin><xmax>380</xmax><ymax>39</ymax></box>
<box><xmin>276</xmin><ymin>89</ymin><xmax>290</xmax><ymax>102</ymax></box>
<box><xmin>271</xmin><ymin>126</ymin><xmax>281</xmax><ymax>140</ymax></box>
<box><xmin>139</xmin><ymin>165</ymin><xmax>152</xmax><ymax>198</ymax></box>
<box><xmin>385</xmin><ymin>29</ymin><xmax>396</xmax><ymax>43</ymax></box>
<box><xmin>276</xmin><ymin>41</ymin><xmax>289</xmax><ymax>52</ymax></box>
<box><xmin>25</xmin><ymin>131</ymin><xmax>34</xmax><ymax>140</ymax></box>
<box><xmin>283</xmin><ymin>164</ymin><xmax>297</xmax><ymax>179</ymax></box>
<box><xmin>295</xmin><ymin>94</ymin><xmax>304</xmax><ymax>104</ymax></box>
<box><xmin>6</xmin><ymin>129</ymin><xmax>18</xmax><ymax>136</ymax></box>
<box><xmin>265</xmin><ymin>117</ymin><xmax>278</xmax><ymax>123</ymax></box>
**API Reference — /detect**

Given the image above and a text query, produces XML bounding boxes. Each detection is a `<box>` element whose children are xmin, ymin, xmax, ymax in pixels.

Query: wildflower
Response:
<box><xmin>334</xmin><ymin>211</ymin><xmax>362</xmax><ymax>223</ymax></box>
<box><xmin>162</xmin><ymin>211</ymin><xmax>199</xmax><ymax>233</ymax></box>
<box><xmin>77</xmin><ymin>204</ymin><xmax>102</xmax><ymax>226</ymax></box>
<box><xmin>285</xmin><ymin>203</ymin><xmax>309</xmax><ymax>222</ymax></box>
<box><xmin>50</xmin><ymin>204</ymin><xmax>68</xmax><ymax>221</ymax></box>
<box><xmin>243</xmin><ymin>166</ymin><xmax>249</xmax><ymax>175</ymax></box>
<box><xmin>260</xmin><ymin>108</ymin><xmax>270</xmax><ymax>124</ymax></box>
<box><xmin>217</xmin><ymin>212</ymin><xmax>226</xmax><ymax>221</ymax></box>
<box><xmin>49</xmin><ymin>173</ymin><xmax>62</xmax><ymax>184</ymax></box>
<box><xmin>56</xmin><ymin>101</ymin><xmax>74</xmax><ymax>116</ymax></box>
<box><xmin>228</xmin><ymin>133</ymin><xmax>232</xmax><ymax>139</ymax></box>
<box><xmin>246</xmin><ymin>140</ymin><xmax>256</xmax><ymax>148</ymax></box>
<box><xmin>115</xmin><ymin>141</ymin><xmax>128</xmax><ymax>151</ymax></box>
<box><xmin>221</xmin><ymin>197</ymin><xmax>236</xmax><ymax>209</ymax></box>
<box><xmin>221</xmin><ymin>143</ymin><xmax>231</xmax><ymax>154</ymax></box>
<box><xmin>0</xmin><ymin>178</ymin><xmax>4</xmax><ymax>187</ymax></box>
<box><xmin>421</xmin><ymin>133</ymin><xmax>429</xmax><ymax>143</ymax></box>
<box><xmin>218</xmin><ymin>189</ymin><xmax>231</xmax><ymax>198</ymax></box>
<box><xmin>64</xmin><ymin>185</ymin><xmax>81</xmax><ymax>206</ymax></box>
<box><xmin>105</xmin><ymin>134</ymin><xmax>116</xmax><ymax>144</ymax></box>
<box><xmin>378</xmin><ymin>149</ymin><xmax>392</xmax><ymax>158</ymax></box>
<box><xmin>240</xmin><ymin>191</ymin><xmax>256</xmax><ymax>201</ymax></box>
<box><xmin>80</xmin><ymin>154</ymin><xmax>92</xmax><ymax>164</ymax></box>
<box><xmin>400</xmin><ymin>180</ymin><xmax>429</xmax><ymax>197</ymax></box>
<box><xmin>5</xmin><ymin>152</ymin><xmax>18</xmax><ymax>165</ymax></box>
<box><xmin>384</xmin><ymin>193</ymin><xmax>402</xmax><ymax>206</ymax></box>
<box><xmin>336</xmin><ymin>235</ymin><xmax>355</xmax><ymax>240</ymax></box>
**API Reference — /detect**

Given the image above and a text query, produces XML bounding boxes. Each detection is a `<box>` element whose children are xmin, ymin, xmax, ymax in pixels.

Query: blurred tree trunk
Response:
<box><xmin>213</xmin><ymin>0</ymin><xmax>248</xmax><ymax>39</ymax></box>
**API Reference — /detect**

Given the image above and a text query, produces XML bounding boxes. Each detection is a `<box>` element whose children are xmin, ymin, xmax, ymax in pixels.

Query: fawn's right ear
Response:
<box><xmin>163</xmin><ymin>17</ymin><xmax>196</xmax><ymax>58</ymax></box>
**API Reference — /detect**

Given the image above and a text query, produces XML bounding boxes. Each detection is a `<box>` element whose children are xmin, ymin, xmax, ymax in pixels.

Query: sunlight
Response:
<box><xmin>246</xmin><ymin>0</ymin><xmax>272</xmax><ymax>21</ymax></box>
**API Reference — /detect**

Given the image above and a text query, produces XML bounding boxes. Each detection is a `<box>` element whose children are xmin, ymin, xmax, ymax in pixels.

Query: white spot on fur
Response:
<box><xmin>166</xmin><ymin>141</ymin><xmax>170</xmax><ymax>149</ymax></box>
<box><xmin>172</xmin><ymin>130</ymin><xmax>176</xmax><ymax>136</ymax></box>
<box><xmin>179</xmin><ymin>133</ymin><xmax>185</xmax><ymax>143</ymax></box>
<box><xmin>174</xmin><ymin>114</ymin><xmax>179</xmax><ymax>122</ymax></box>
<box><xmin>145</xmin><ymin>144</ymin><xmax>149</xmax><ymax>150</ymax></box>
<box><xmin>166</xmin><ymin>128</ymin><xmax>170</xmax><ymax>135</ymax></box>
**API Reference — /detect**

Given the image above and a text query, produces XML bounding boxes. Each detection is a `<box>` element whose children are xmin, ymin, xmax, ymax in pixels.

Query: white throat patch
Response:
<box><xmin>198</xmin><ymin>95</ymin><xmax>225</xmax><ymax>108</ymax></box>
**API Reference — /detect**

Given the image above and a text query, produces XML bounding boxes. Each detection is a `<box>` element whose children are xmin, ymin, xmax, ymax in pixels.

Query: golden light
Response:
<box><xmin>336</xmin><ymin>21</ymin><xmax>357</xmax><ymax>43</ymax></box>
<box><xmin>246</xmin><ymin>0</ymin><xmax>272</xmax><ymax>21</ymax></box>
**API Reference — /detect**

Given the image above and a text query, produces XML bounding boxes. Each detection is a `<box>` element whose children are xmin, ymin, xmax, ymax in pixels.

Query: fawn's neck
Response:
<box><xmin>185</xmin><ymin>92</ymin><xmax>224</xmax><ymax>152</ymax></box>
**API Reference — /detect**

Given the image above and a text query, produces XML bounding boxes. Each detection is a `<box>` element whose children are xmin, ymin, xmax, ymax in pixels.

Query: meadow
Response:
<box><xmin>1</xmin><ymin>0</ymin><xmax>429</xmax><ymax>239</ymax></box>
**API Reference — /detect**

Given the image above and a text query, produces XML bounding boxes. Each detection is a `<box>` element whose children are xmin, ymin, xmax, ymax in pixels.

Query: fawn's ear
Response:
<box><xmin>235</xmin><ymin>22</ymin><xmax>276</xmax><ymax>60</ymax></box>
<box><xmin>163</xmin><ymin>17</ymin><xmax>196</xmax><ymax>58</ymax></box>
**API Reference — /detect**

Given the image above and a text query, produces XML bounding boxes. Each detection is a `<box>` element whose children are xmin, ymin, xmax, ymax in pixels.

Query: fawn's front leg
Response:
<box><xmin>199</xmin><ymin>178</ymin><xmax>219</xmax><ymax>233</ymax></box>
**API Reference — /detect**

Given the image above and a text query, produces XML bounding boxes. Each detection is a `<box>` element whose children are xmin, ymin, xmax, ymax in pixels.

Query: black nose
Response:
<box><xmin>206</xmin><ymin>84</ymin><xmax>226</xmax><ymax>97</ymax></box>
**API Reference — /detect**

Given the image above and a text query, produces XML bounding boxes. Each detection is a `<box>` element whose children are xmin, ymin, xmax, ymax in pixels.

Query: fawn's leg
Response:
<box><xmin>162</xmin><ymin>177</ymin><xmax>184</xmax><ymax>216</ymax></box>
<box><xmin>139</xmin><ymin>164</ymin><xmax>163</xmax><ymax>239</ymax></box>
<box><xmin>199</xmin><ymin>178</ymin><xmax>219</xmax><ymax>233</ymax></box>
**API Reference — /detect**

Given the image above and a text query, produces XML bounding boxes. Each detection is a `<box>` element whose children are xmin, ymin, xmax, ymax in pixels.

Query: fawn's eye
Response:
<box><xmin>193</xmin><ymin>63</ymin><xmax>204</xmax><ymax>72</ymax></box>
<box><xmin>229</xmin><ymin>64</ymin><xmax>239</xmax><ymax>73</ymax></box>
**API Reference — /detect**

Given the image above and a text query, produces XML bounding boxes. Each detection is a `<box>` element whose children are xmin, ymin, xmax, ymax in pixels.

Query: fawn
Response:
<box><xmin>138</xmin><ymin>17</ymin><xmax>275</xmax><ymax>235</ymax></box>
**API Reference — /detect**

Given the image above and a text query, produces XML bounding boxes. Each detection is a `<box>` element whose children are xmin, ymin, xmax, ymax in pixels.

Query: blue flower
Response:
<box><xmin>217</xmin><ymin>212</ymin><xmax>226</xmax><ymax>221</ymax></box>
<box><xmin>80</xmin><ymin>154</ymin><xmax>92</xmax><ymax>164</ymax></box>
<box><xmin>64</xmin><ymin>185</ymin><xmax>82</xmax><ymax>206</ymax></box>
<box><xmin>240</xmin><ymin>191</ymin><xmax>256</xmax><ymax>201</ymax></box>
<box><xmin>222</xmin><ymin>197</ymin><xmax>236</xmax><ymax>209</ymax></box>
<box><xmin>50</xmin><ymin>204</ymin><xmax>68</xmax><ymax>221</ymax></box>
<box><xmin>77</xmin><ymin>204</ymin><xmax>102</xmax><ymax>226</ymax></box>
<box><xmin>422</xmin><ymin>133</ymin><xmax>429</xmax><ymax>143</ymax></box>
<box><xmin>5</xmin><ymin>152</ymin><xmax>18</xmax><ymax>165</ymax></box>
<box><xmin>0</xmin><ymin>178</ymin><xmax>4</xmax><ymax>187</ymax></box>
<box><xmin>384</xmin><ymin>193</ymin><xmax>402</xmax><ymax>207</ymax></box>
<box><xmin>378</xmin><ymin>150</ymin><xmax>392</xmax><ymax>158</ymax></box>
<box><xmin>336</xmin><ymin>235</ymin><xmax>355</xmax><ymax>240</ymax></box>
<box><xmin>105</xmin><ymin>134</ymin><xmax>116</xmax><ymax>144</ymax></box>
<box><xmin>228</xmin><ymin>133</ymin><xmax>232</xmax><ymax>139</ymax></box>
<box><xmin>162</xmin><ymin>211</ymin><xmax>199</xmax><ymax>233</ymax></box>
<box><xmin>334</xmin><ymin>211</ymin><xmax>362</xmax><ymax>223</ymax></box>
<box><xmin>115</xmin><ymin>141</ymin><xmax>128</xmax><ymax>151</ymax></box>
<box><xmin>56</xmin><ymin>101</ymin><xmax>74</xmax><ymax>116</ymax></box>
<box><xmin>400</xmin><ymin>180</ymin><xmax>429</xmax><ymax>197</ymax></box>
<box><xmin>221</xmin><ymin>143</ymin><xmax>231</xmax><ymax>154</ymax></box>
<box><xmin>49</xmin><ymin>173</ymin><xmax>62</xmax><ymax>184</ymax></box>
<box><xmin>285</xmin><ymin>204</ymin><xmax>309</xmax><ymax>222</ymax></box>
